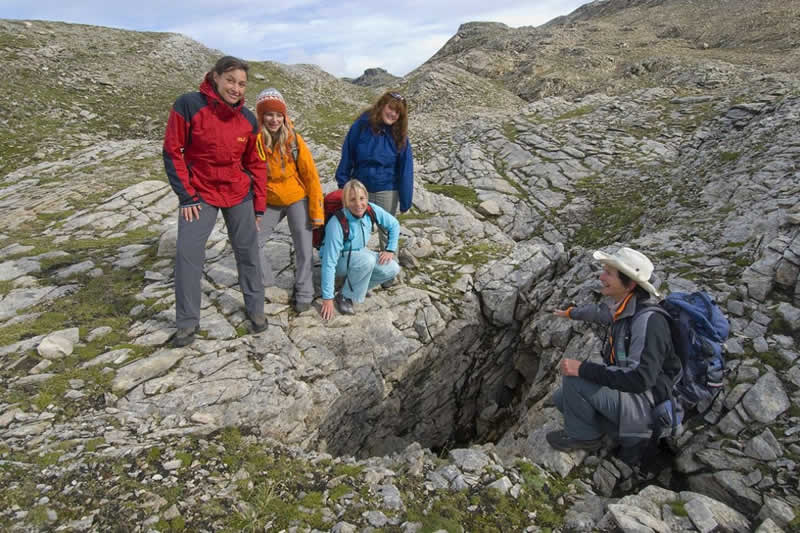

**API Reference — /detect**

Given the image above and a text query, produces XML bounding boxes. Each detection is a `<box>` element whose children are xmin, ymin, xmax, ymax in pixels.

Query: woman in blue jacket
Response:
<box><xmin>319</xmin><ymin>179</ymin><xmax>401</xmax><ymax>320</ymax></box>
<box><xmin>335</xmin><ymin>91</ymin><xmax>413</xmax><ymax>250</ymax></box>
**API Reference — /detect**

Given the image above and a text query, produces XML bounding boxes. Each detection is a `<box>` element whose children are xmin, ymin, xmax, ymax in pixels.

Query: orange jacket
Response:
<box><xmin>256</xmin><ymin>128</ymin><xmax>324</xmax><ymax>226</ymax></box>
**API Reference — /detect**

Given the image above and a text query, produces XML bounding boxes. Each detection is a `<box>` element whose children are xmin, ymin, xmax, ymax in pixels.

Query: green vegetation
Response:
<box><xmin>756</xmin><ymin>350</ymin><xmax>790</xmax><ymax>372</ymax></box>
<box><xmin>787</xmin><ymin>510</ymin><xmax>800</xmax><ymax>532</ymax></box>
<box><xmin>0</xmin><ymin>265</ymin><xmax>149</xmax><ymax>348</ymax></box>
<box><xmin>501</xmin><ymin>121</ymin><xmax>518</xmax><ymax>142</ymax></box>
<box><xmin>787</xmin><ymin>404</ymin><xmax>800</xmax><ymax>419</ymax></box>
<box><xmin>418</xmin><ymin>242</ymin><xmax>509</xmax><ymax>290</ymax></box>
<box><xmin>555</xmin><ymin>105</ymin><xmax>595</xmax><ymax>121</ymax></box>
<box><xmin>403</xmin><ymin>460</ymin><xmax>573</xmax><ymax>532</ymax></box>
<box><xmin>719</xmin><ymin>151</ymin><xmax>741</xmax><ymax>162</ymax></box>
<box><xmin>85</xmin><ymin>438</ymin><xmax>106</xmax><ymax>452</ymax></box>
<box><xmin>406</xmin><ymin>493</ymin><xmax>467</xmax><ymax>532</ymax></box>
<box><xmin>768</xmin><ymin>315</ymin><xmax>800</xmax><ymax>346</ymax></box>
<box><xmin>494</xmin><ymin>157</ymin><xmax>527</xmax><ymax>198</ymax></box>
<box><xmin>669</xmin><ymin>500</ymin><xmax>688</xmax><ymax>517</ymax></box>
<box><xmin>571</xmin><ymin>173</ymin><xmax>647</xmax><ymax>247</ymax></box>
<box><xmin>397</xmin><ymin>209</ymin><xmax>435</xmax><ymax>222</ymax></box>
<box><xmin>331</xmin><ymin>463</ymin><xmax>364</xmax><ymax>478</ymax></box>
<box><xmin>424</xmin><ymin>184</ymin><xmax>480</xmax><ymax>209</ymax></box>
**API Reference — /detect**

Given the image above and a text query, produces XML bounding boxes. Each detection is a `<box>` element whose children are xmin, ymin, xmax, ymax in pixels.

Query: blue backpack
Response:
<box><xmin>645</xmin><ymin>291</ymin><xmax>729</xmax><ymax>431</ymax></box>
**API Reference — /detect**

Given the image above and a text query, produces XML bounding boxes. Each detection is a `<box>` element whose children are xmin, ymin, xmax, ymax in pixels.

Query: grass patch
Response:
<box><xmin>85</xmin><ymin>438</ymin><xmax>106</xmax><ymax>452</ymax></box>
<box><xmin>787</xmin><ymin>510</ymin><xmax>800</xmax><ymax>532</ymax></box>
<box><xmin>571</xmin><ymin>173</ymin><xmax>648</xmax><ymax>247</ymax></box>
<box><xmin>757</xmin><ymin>350</ymin><xmax>790</xmax><ymax>372</ymax></box>
<box><xmin>406</xmin><ymin>492</ymin><xmax>467</xmax><ymax>533</ymax></box>
<box><xmin>331</xmin><ymin>463</ymin><xmax>364</xmax><ymax>478</ymax></box>
<box><xmin>2</xmin><ymin>362</ymin><xmax>116</xmax><ymax>416</ymax></box>
<box><xmin>719</xmin><ymin>151</ymin><xmax>740</xmax><ymax>162</ymax></box>
<box><xmin>501</xmin><ymin>121</ymin><xmax>518</xmax><ymax>142</ymax></box>
<box><xmin>424</xmin><ymin>184</ymin><xmax>480</xmax><ymax>209</ymax></box>
<box><xmin>403</xmin><ymin>460</ymin><xmax>572</xmax><ymax>533</ymax></box>
<box><xmin>0</xmin><ymin>267</ymin><xmax>144</xmax><ymax>348</ymax></box>
<box><xmin>397</xmin><ymin>208</ymin><xmax>435</xmax><ymax>222</ymax></box>
<box><xmin>555</xmin><ymin>105</ymin><xmax>595</xmax><ymax>121</ymax></box>
<box><xmin>669</xmin><ymin>500</ymin><xmax>688</xmax><ymax>517</ymax></box>
<box><xmin>328</xmin><ymin>484</ymin><xmax>353</xmax><ymax>501</ymax></box>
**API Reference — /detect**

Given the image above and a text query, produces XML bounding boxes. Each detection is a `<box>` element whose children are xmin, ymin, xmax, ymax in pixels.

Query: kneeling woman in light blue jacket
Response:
<box><xmin>319</xmin><ymin>179</ymin><xmax>401</xmax><ymax>320</ymax></box>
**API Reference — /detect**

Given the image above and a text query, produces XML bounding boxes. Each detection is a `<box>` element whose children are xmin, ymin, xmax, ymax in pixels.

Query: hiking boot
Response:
<box><xmin>335</xmin><ymin>292</ymin><xmax>355</xmax><ymax>315</ymax></box>
<box><xmin>381</xmin><ymin>278</ymin><xmax>396</xmax><ymax>289</ymax></box>
<box><xmin>546</xmin><ymin>430</ymin><xmax>603</xmax><ymax>452</ymax></box>
<box><xmin>294</xmin><ymin>301</ymin><xmax>311</xmax><ymax>313</ymax></box>
<box><xmin>173</xmin><ymin>326</ymin><xmax>197</xmax><ymax>348</ymax></box>
<box><xmin>248</xmin><ymin>313</ymin><xmax>268</xmax><ymax>334</ymax></box>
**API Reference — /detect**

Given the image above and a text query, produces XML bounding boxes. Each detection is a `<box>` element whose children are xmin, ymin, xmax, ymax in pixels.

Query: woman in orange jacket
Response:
<box><xmin>255</xmin><ymin>88</ymin><xmax>324</xmax><ymax>313</ymax></box>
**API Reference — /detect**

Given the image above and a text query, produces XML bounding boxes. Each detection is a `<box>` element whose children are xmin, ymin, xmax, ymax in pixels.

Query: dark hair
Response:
<box><xmin>211</xmin><ymin>56</ymin><xmax>249</xmax><ymax>78</ymax></box>
<box><xmin>366</xmin><ymin>90</ymin><xmax>408</xmax><ymax>150</ymax></box>
<box><xmin>618</xmin><ymin>270</ymin><xmax>650</xmax><ymax>298</ymax></box>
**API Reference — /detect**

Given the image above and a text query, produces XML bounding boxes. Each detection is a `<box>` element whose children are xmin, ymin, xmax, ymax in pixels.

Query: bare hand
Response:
<box><xmin>255</xmin><ymin>215</ymin><xmax>262</xmax><ymax>231</ymax></box>
<box><xmin>553</xmin><ymin>308</ymin><xmax>570</xmax><ymax>318</ymax></box>
<box><xmin>378</xmin><ymin>251</ymin><xmax>394</xmax><ymax>265</ymax></box>
<box><xmin>181</xmin><ymin>205</ymin><xmax>201</xmax><ymax>222</ymax></box>
<box><xmin>560</xmin><ymin>358</ymin><xmax>581</xmax><ymax>376</ymax></box>
<box><xmin>320</xmin><ymin>299</ymin><xmax>335</xmax><ymax>320</ymax></box>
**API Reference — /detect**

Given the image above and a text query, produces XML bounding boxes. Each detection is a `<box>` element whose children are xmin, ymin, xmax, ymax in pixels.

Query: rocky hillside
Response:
<box><xmin>1</xmin><ymin>1</ymin><xmax>800</xmax><ymax>531</ymax></box>
<box><xmin>423</xmin><ymin>0</ymin><xmax>800</xmax><ymax>102</ymax></box>
<box><xmin>345</xmin><ymin>67</ymin><xmax>402</xmax><ymax>89</ymax></box>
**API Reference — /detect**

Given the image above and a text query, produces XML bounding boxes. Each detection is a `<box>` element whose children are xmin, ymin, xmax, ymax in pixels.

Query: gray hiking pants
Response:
<box><xmin>553</xmin><ymin>376</ymin><xmax>620</xmax><ymax>441</ymax></box>
<box><xmin>257</xmin><ymin>198</ymin><xmax>314</xmax><ymax>304</ymax></box>
<box><xmin>174</xmin><ymin>199</ymin><xmax>264</xmax><ymax>329</ymax></box>
<box><xmin>368</xmin><ymin>190</ymin><xmax>398</xmax><ymax>251</ymax></box>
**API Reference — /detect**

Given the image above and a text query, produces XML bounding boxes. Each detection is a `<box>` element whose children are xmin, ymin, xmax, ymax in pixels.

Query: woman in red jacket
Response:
<box><xmin>163</xmin><ymin>56</ymin><xmax>268</xmax><ymax>347</ymax></box>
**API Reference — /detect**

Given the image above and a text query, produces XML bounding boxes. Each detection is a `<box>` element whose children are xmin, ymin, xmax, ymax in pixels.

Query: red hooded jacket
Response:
<box><xmin>163</xmin><ymin>74</ymin><xmax>267</xmax><ymax>214</ymax></box>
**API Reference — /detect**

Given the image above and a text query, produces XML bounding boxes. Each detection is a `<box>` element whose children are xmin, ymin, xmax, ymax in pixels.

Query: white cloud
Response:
<box><xmin>5</xmin><ymin>0</ymin><xmax>589</xmax><ymax>78</ymax></box>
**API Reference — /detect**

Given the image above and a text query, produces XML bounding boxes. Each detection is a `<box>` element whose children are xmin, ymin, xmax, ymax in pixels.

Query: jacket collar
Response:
<box><xmin>613</xmin><ymin>292</ymin><xmax>649</xmax><ymax>321</ymax></box>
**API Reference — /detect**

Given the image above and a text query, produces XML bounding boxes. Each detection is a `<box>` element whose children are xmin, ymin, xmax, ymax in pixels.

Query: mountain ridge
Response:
<box><xmin>1</xmin><ymin>2</ymin><xmax>800</xmax><ymax>531</ymax></box>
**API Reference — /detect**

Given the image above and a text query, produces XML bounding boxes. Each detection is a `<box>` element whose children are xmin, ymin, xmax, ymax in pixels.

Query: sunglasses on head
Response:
<box><xmin>389</xmin><ymin>92</ymin><xmax>405</xmax><ymax>101</ymax></box>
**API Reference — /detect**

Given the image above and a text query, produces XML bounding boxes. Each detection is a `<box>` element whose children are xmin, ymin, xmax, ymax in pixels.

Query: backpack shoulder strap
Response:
<box><xmin>365</xmin><ymin>205</ymin><xmax>377</xmax><ymax>224</ymax></box>
<box><xmin>365</xmin><ymin>204</ymin><xmax>390</xmax><ymax>233</ymax></box>
<box><xmin>289</xmin><ymin>127</ymin><xmax>300</xmax><ymax>167</ymax></box>
<box><xmin>623</xmin><ymin>303</ymin><xmax>674</xmax><ymax>360</ymax></box>
<box><xmin>334</xmin><ymin>209</ymin><xmax>349</xmax><ymax>242</ymax></box>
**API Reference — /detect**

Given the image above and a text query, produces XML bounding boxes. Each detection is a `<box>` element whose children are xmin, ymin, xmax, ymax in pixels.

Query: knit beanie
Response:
<box><xmin>256</xmin><ymin>88</ymin><xmax>287</xmax><ymax>119</ymax></box>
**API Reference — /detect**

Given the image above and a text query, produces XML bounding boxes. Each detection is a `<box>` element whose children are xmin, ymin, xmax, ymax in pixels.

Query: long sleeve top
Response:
<box><xmin>334</xmin><ymin>113</ymin><xmax>414</xmax><ymax>212</ymax></box>
<box><xmin>319</xmin><ymin>203</ymin><xmax>400</xmax><ymax>300</ymax></box>
<box><xmin>163</xmin><ymin>73</ymin><xmax>266</xmax><ymax>214</ymax></box>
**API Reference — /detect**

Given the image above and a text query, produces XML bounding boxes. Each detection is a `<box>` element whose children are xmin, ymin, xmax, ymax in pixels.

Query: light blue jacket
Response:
<box><xmin>334</xmin><ymin>113</ymin><xmax>414</xmax><ymax>212</ymax></box>
<box><xmin>320</xmin><ymin>203</ymin><xmax>400</xmax><ymax>300</ymax></box>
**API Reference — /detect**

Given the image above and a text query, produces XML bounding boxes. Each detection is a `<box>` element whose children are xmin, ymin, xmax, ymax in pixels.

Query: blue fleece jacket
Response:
<box><xmin>320</xmin><ymin>203</ymin><xmax>400</xmax><ymax>300</ymax></box>
<box><xmin>334</xmin><ymin>113</ymin><xmax>414</xmax><ymax>212</ymax></box>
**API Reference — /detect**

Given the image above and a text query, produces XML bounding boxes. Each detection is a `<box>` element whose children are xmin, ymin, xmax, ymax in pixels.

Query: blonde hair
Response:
<box><xmin>260</xmin><ymin>120</ymin><xmax>290</xmax><ymax>168</ymax></box>
<box><xmin>342</xmin><ymin>179</ymin><xmax>368</xmax><ymax>211</ymax></box>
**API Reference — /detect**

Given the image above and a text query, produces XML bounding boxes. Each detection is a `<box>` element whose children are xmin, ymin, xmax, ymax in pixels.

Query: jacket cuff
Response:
<box><xmin>180</xmin><ymin>200</ymin><xmax>201</xmax><ymax>208</ymax></box>
<box><xmin>255</xmin><ymin>211</ymin><xmax>264</xmax><ymax>216</ymax></box>
<box><xmin>578</xmin><ymin>361</ymin><xmax>603</xmax><ymax>382</ymax></box>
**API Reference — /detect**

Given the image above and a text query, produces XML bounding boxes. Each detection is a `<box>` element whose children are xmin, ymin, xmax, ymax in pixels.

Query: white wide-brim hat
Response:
<box><xmin>593</xmin><ymin>247</ymin><xmax>661</xmax><ymax>298</ymax></box>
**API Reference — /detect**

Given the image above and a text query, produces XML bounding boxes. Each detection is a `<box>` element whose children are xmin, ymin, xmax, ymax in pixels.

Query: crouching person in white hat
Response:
<box><xmin>546</xmin><ymin>247</ymin><xmax>681</xmax><ymax>463</ymax></box>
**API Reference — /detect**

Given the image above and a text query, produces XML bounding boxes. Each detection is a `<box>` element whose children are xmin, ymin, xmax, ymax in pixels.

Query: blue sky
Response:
<box><xmin>2</xmin><ymin>1</ymin><xmax>588</xmax><ymax>78</ymax></box>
